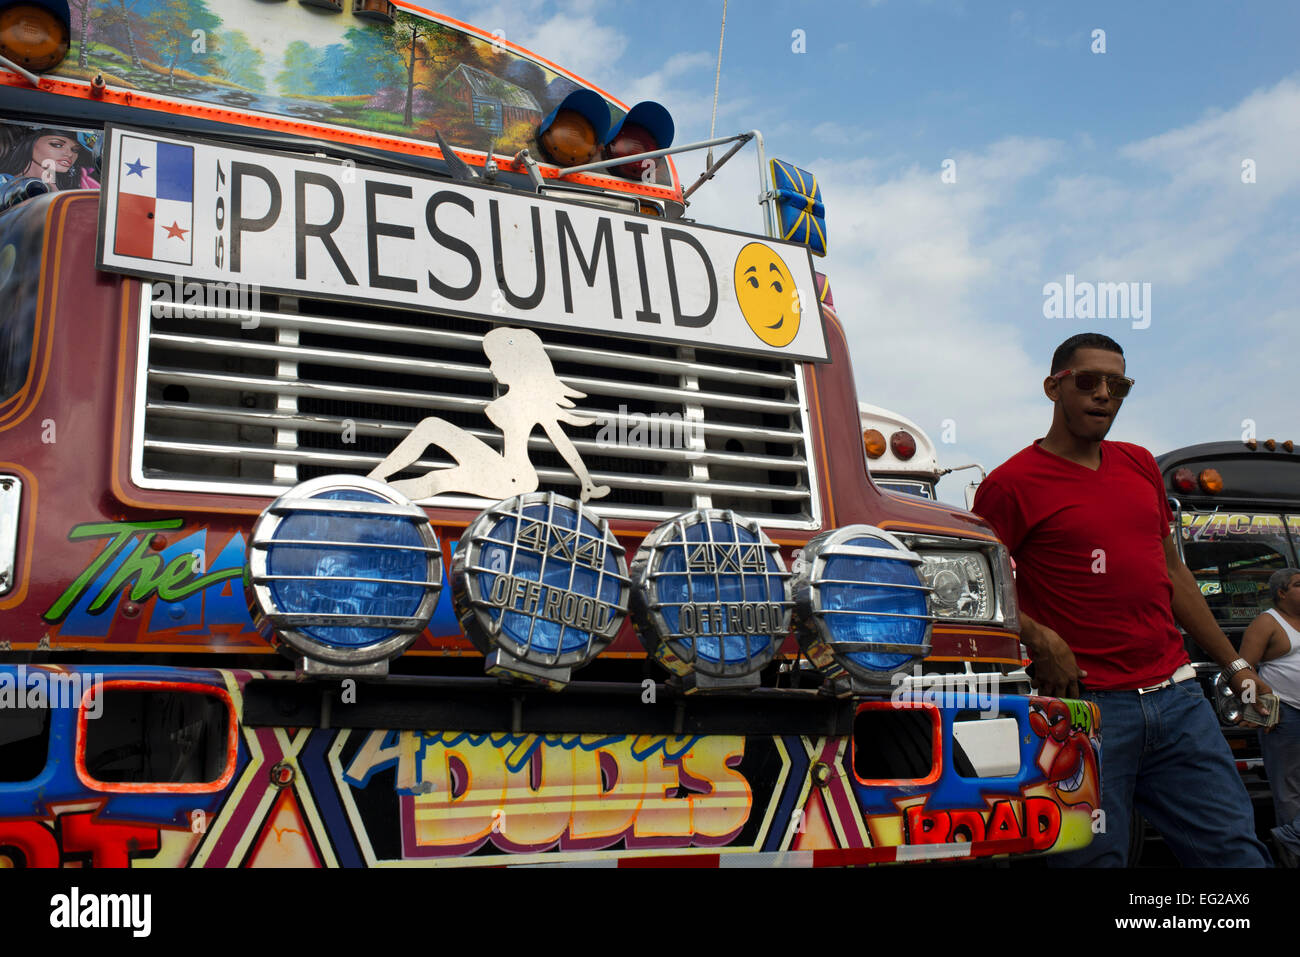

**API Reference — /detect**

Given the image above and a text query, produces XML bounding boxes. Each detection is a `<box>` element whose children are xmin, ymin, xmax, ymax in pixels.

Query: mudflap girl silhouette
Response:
<box><xmin>368</xmin><ymin>326</ymin><xmax>611</xmax><ymax>503</ymax></box>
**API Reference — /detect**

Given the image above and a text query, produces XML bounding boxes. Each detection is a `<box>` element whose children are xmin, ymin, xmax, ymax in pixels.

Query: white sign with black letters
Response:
<box><xmin>96</xmin><ymin>126</ymin><xmax>828</xmax><ymax>361</ymax></box>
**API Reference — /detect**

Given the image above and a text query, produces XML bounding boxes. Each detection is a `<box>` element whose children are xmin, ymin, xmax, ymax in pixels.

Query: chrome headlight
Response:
<box><xmin>1212</xmin><ymin>671</ymin><xmax>1242</xmax><ymax>726</ymax></box>
<box><xmin>917</xmin><ymin>551</ymin><xmax>992</xmax><ymax>619</ymax></box>
<box><xmin>902</xmin><ymin>536</ymin><xmax>1018</xmax><ymax>632</ymax></box>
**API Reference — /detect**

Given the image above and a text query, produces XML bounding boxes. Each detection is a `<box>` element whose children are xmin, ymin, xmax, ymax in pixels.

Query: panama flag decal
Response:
<box><xmin>113</xmin><ymin>135</ymin><xmax>194</xmax><ymax>265</ymax></box>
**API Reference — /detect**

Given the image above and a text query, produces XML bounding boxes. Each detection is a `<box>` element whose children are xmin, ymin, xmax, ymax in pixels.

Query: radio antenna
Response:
<box><xmin>706</xmin><ymin>0</ymin><xmax>728</xmax><ymax>169</ymax></box>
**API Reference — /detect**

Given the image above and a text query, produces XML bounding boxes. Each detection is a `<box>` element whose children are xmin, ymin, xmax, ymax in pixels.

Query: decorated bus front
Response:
<box><xmin>0</xmin><ymin>0</ymin><xmax>1099</xmax><ymax>867</ymax></box>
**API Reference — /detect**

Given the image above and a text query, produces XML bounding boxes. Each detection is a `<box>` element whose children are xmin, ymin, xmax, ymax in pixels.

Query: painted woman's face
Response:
<box><xmin>29</xmin><ymin>134</ymin><xmax>79</xmax><ymax>174</ymax></box>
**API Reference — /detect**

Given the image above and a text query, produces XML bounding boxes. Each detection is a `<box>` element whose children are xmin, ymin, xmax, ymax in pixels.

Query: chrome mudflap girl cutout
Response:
<box><xmin>368</xmin><ymin>327</ymin><xmax>611</xmax><ymax>503</ymax></box>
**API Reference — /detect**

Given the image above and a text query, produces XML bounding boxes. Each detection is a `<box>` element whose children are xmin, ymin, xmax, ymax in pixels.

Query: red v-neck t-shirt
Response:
<box><xmin>972</xmin><ymin>440</ymin><xmax>1187</xmax><ymax>690</ymax></box>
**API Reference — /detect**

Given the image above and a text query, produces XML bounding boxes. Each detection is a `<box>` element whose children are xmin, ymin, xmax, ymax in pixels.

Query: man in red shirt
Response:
<box><xmin>973</xmin><ymin>332</ymin><xmax>1271</xmax><ymax>866</ymax></box>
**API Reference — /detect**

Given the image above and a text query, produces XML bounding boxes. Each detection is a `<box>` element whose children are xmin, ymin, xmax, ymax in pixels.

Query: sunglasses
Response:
<box><xmin>1051</xmin><ymin>369</ymin><xmax>1135</xmax><ymax>398</ymax></box>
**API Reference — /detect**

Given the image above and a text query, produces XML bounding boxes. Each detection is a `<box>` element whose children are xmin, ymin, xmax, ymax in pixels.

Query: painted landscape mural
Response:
<box><xmin>56</xmin><ymin>0</ymin><xmax>628</xmax><ymax>158</ymax></box>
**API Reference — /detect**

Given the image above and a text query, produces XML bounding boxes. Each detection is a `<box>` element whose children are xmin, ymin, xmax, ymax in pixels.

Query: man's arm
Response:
<box><xmin>1162</xmin><ymin>535</ymin><xmax>1273</xmax><ymax>711</ymax></box>
<box><xmin>1019</xmin><ymin>612</ymin><xmax>1087</xmax><ymax>698</ymax></box>
<box><xmin>1239</xmin><ymin>613</ymin><xmax>1285</xmax><ymax>668</ymax></box>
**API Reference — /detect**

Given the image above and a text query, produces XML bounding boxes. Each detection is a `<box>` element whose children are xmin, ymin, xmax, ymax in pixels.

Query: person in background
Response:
<box><xmin>1241</xmin><ymin>567</ymin><xmax>1300</xmax><ymax>867</ymax></box>
<box><xmin>972</xmin><ymin>331</ymin><xmax>1271</xmax><ymax>866</ymax></box>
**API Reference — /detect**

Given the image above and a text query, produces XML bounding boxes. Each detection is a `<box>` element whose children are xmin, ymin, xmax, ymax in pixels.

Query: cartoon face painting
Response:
<box><xmin>1029</xmin><ymin>697</ymin><xmax>1101</xmax><ymax>811</ymax></box>
<box><xmin>733</xmin><ymin>242</ymin><xmax>799</xmax><ymax>348</ymax></box>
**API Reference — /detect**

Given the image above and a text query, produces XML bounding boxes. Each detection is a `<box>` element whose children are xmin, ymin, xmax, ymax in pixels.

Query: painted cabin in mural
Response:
<box><xmin>438</xmin><ymin>63</ymin><xmax>543</xmax><ymax>135</ymax></box>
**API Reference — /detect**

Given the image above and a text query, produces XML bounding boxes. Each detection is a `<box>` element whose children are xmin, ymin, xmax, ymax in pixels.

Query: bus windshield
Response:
<box><xmin>1180</xmin><ymin>510</ymin><xmax>1298</xmax><ymax>622</ymax></box>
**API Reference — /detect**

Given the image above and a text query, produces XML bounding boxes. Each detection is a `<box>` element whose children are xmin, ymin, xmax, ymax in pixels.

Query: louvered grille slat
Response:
<box><xmin>135</xmin><ymin>288</ymin><xmax>819</xmax><ymax>526</ymax></box>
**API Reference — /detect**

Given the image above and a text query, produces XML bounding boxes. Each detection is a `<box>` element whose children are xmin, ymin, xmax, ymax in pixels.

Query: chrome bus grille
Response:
<box><xmin>133</xmin><ymin>289</ymin><xmax>819</xmax><ymax>526</ymax></box>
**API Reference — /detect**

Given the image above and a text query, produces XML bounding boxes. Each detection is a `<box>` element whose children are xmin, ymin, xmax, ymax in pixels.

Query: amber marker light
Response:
<box><xmin>863</xmin><ymin>428</ymin><xmax>886</xmax><ymax>459</ymax></box>
<box><xmin>537</xmin><ymin>89</ymin><xmax>609</xmax><ymax>168</ymax></box>
<box><xmin>540</xmin><ymin>109</ymin><xmax>598</xmax><ymax>166</ymax></box>
<box><xmin>0</xmin><ymin>1</ymin><xmax>70</xmax><ymax>72</ymax></box>
<box><xmin>1198</xmin><ymin>468</ymin><xmax>1224</xmax><ymax>494</ymax></box>
<box><xmin>352</xmin><ymin>0</ymin><xmax>396</xmax><ymax>23</ymax></box>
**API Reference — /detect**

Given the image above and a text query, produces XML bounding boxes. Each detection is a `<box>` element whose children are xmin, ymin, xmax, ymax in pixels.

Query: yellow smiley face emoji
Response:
<box><xmin>734</xmin><ymin>242</ymin><xmax>799</xmax><ymax>347</ymax></box>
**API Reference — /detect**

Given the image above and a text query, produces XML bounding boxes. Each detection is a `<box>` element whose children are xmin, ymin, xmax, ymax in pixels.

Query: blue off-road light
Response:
<box><xmin>452</xmin><ymin>492</ymin><xmax>628</xmax><ymax>689</ymax></box>
<box><xmin>630</xmin><ymin>509</ymin><xmax>791</xmax><ymax>691</ymax></box>
<box><xmin>246</xmin><ymin>475</ymin><xmax>443</xmax><ymax>674</ymax></box>
<box><xmin>791</xmin><ymin>525</ymin><xmax>931</xmax><ymax>693</ymax></box>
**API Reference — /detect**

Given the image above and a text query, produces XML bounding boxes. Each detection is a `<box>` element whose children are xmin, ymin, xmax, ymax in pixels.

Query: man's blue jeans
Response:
<box><xmin>1260</xmin><ymin>699</ymin><xmax>1300</xmax><ymax>862</ymax></box>
<box><xmin>1048</xmin><ymin>677</ymin><xmax>1271</xmax><ymax>866</ymax></box>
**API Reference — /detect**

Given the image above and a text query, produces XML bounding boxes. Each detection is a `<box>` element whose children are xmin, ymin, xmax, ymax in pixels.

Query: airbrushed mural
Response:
<box><xmin>41</xmin><ymin>519</ymin><xmax>462</xmax><ymax>646</ymax></box>
<box><xmin>0</xmin><ymin>667</ymin><xmax>1101</xmax><ymax>867</ymax></box>
<box><xmin>0</xmin><ymin>122</ymin><xmax>100</xmax><ymax>191</ymax></box>
<box><xmin>56</xmin><ymin>0</ymin><xmax>625</xmax><ymax>158</ymax></box>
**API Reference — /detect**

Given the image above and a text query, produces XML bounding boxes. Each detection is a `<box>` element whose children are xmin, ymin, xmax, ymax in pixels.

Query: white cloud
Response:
<box><xmin>744</xmin><ymin>75</ymin><xmax>1300</xmax><ymax>502</ymax></box>
<box><xmin>1120</xmin><ymin>77</ymin><xmax>1300</xmax><ymax>197</ymax></box>
<box><xmin>425</xmin><ymin>3</ymin><xmax>1299</xmax><ymax>505</ymax></box>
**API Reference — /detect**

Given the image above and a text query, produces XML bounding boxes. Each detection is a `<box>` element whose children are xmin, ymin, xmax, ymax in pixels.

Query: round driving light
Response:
<box><xmin>863</xmin><ymin>428</ymin><xmax>886</xmax><ymax>459</ymax></box>
<box><xmin>451</xmin><ymin>492</ymin><xmax>628</xmax><ymax>689</ymax></box>
<box><xmin>1198</xmin><ymin>468</ymin><xmax>1223</xmax><ymax>494</ymax></box>
<box><xmin>889</xmin><ymin>430</ymin><xmax>916</xmax><ymax>461</ymax></box>
<box><xmin>246</xmin><ymin>475</ymin><xmax>443</xmax><ymax>672</ymax></box>
<box><xmin>630</xmin><ymin>509</ymin><xmax>791</xmax><ymax>691</ymax></box>
<box><xmin>791</xmin><ymin>525</ymin><xmax>931</xmax><ymax>693</ymax></box>
<box><xmin>0</xmin><ymin>2</ymin><xmax>70</xmax><ymax>72</ymax></box>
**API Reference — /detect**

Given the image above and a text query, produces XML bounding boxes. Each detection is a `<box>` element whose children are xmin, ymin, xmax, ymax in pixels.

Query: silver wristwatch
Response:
<box><xmin>1226</xmin><ymin>657</ymin><xmax>1252</xmax><ymax>676</ymax></box>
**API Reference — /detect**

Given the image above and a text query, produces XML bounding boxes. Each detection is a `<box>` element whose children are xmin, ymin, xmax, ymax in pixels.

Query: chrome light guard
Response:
<box><xmin>791</xmin><ymin>525</ymin><xmax>935</xmax><ymax>695</ymax></box>
<box><xmin>246</xmin><ymin>474</ymin><xmax>443</xmax><ymax>671</ymax></box>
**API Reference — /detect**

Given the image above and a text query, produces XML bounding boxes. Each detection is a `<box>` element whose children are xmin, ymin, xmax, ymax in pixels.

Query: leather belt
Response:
<box><xmin>1136</xmin><ymin>662</ymin><xmax>1197</xmax><ymax>694</ymax></box>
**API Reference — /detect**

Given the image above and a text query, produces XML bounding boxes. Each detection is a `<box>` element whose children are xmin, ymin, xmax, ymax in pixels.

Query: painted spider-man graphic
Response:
<box><xmin>1029</xmin><ymin>697</ymin><xmax>1100</xmax><ymax>810</ymax></box>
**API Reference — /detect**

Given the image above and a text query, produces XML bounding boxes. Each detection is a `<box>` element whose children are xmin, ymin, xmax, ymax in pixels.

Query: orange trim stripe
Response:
<box><xmin>878</xmin><ymin>520</ymin><xmax>998</xmax><ymax>541</ymax></box>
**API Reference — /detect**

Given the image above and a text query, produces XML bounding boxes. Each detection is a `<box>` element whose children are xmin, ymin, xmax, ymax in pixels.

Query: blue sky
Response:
<box><xmin>432</xmin><ymin>0</ymin><xmax>1300</xmax><ymax>503</ymax></box>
